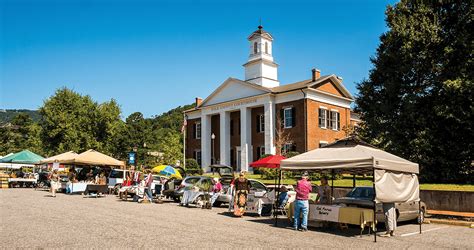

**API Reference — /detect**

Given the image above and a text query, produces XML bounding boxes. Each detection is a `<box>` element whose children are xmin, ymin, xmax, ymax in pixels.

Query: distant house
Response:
<box><xmin>184</xmin><ymin>26</ymin><xmax>355</xmax><ymax>172</ymax></box>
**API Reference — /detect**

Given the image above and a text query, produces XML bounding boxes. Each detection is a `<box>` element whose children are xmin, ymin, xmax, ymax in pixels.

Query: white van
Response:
<box><xmin>108</xmin><ymin>169</ymin><xmax>129</xmax><ymax>190</ymax></box>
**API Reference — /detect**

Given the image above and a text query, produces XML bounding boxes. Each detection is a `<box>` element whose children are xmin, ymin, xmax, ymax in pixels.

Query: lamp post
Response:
<box><xmin>211</xmin><ymin>133</ymin><xmax>216</xmax><ymax>165</ymax></box>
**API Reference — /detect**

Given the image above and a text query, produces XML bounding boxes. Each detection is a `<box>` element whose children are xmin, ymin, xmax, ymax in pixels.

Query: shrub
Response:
<box><xmin>283</xmin><ymin>151</ymin><xmax>299</xmax><ymax>158</ymax></box>
<box><xmin>185</xmin><ymin>158</ymin><xmax>203</xmax><ymax>175</ymax></box>
<box><xmin>260</xmin><ymin>168</ymin><xmax>279</xmax><ymax>180</ymax></box>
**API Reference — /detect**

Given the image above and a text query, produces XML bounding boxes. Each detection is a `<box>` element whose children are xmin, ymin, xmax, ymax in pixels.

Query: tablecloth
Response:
<box><xmin>287</xmin><ymin>203</ymin><xmax>375</xmax><ymax>229</ymax></box>
<box><xmin>338</xmin><ymin>207</ymin><xmax>375</xmax><ymax>229</ymax></box>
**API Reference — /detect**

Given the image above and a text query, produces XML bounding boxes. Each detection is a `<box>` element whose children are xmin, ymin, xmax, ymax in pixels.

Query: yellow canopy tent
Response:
<box><xmin>63</xmin><ymin>149</ymin><xmax>125</xmax><ymax>167</ymax></box>
<box><xmin>40</xmin><ymin>151</ymin><xmax>79</xmax><ymax>164</ymax></box>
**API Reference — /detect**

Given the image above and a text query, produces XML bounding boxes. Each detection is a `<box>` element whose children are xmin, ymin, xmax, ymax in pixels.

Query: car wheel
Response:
<box><xmin>37</xmin><ymin>181</ymin><xmax>45</xmax><ymax>188</ymax></box>
<box><xmin>213</xmin><ymin>201</ymin><xmax>222</xmax><ymax>207</ymax></box>
<box><xmin>417</xmin><ymin>208</ymin><xmax>425</xmax><ymax>224</ymax></box>
<box><xmin>173</xmin><ymin>196</ymin><xmax>180</xmax><ymax>202</ymax></box>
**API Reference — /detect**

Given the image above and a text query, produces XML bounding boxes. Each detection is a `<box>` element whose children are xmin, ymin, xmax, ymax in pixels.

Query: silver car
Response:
<box><xmin>334</xmin><ymin>186</ymin><xmax>426</xmax><ymax>223</ymax></box>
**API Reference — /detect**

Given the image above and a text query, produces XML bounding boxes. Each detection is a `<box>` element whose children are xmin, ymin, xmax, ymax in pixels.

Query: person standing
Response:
<box><xmin>294</xmin><ymin>172</ymin><xmax>312</xmax><ymax>231</ymax></box>
<box><xmin>380</xmin><ymin>203</ymin><xmax>397</xmax><ymax>237</ymax></box>
<box><xmin>233</xmin><ymin>171</ymin><xmax>251</xmax><ymax>217</ymax></box>
<box><xmin>317</xmin><ymin>177</ymin><xmax>331</xmax><ymax>204</ymax></box>
<box><xmin>144</xmin><ymin>172</ymin><xmax>154</xmax><ymax>202</ymax></box>
<box><xmin>49</xmin><ymin>169</ymin><xmax>60</xmax><ymax>198</ymax></box>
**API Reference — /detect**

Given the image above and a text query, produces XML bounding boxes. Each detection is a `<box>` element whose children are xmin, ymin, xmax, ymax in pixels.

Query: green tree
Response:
<box><xmin>0</xmin><ymin>113</ymin><xmax>43</xmax><ymax>155</ymax></box>
<box><xmin>356</xmin><ymin>0</ymin><xmax>473</xmax><ymax>183</ymax></box>
<box><xmin>39</xmin><ymin>87</ymin><xmax>122</xmax><ymax>157</ymax></box>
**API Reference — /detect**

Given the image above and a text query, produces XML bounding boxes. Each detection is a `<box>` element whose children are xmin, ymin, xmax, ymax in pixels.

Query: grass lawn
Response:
<box><xmin>205</xmin><ymin>173</ymin><xmax>474</xmax><ymax>192</ymax></box>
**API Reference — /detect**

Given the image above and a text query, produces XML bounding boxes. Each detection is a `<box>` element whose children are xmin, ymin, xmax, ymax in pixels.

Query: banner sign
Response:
<box><xmin>309</xmin><ymin>204</ymin><xmax>340</xmax><ymax>222</ymax></box>
<box><xmin>128</xmin><ymin>152</ymin><xmax>136</xmax><ymax>165</ymax></box>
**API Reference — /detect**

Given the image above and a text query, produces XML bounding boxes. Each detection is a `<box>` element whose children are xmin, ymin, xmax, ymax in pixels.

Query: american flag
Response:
<box><xmin>181</xmin><ymin>115</ymin><xmax>187</xmax><ymax>134</ymax></box>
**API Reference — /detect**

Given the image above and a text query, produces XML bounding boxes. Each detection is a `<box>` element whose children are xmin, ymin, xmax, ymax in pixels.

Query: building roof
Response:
<box><xmin>248</xmin><ymin>25</ymin><xmax>273</xmax><ymax>40</ymax></box>
<box><xmin>184</xmin><ymin>74</ymin><xmax>353</xmax><ymax>114</ymax></box>
<box><xmin>269</xmin><ymin>75</ymin><xmax>329</xmax><ymax>93</ymax></box>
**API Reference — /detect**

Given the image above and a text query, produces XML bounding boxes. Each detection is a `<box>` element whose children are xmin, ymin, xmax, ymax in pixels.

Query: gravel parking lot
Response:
<box><xmin>1</xmin><ymin>189</ymin><xmax>472</xmax><ymax>249</ymax></box>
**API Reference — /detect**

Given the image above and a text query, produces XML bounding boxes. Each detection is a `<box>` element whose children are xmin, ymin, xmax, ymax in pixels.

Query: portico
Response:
<box><xmin>193</xmin><ymin>93</ymin><xmax>277</xmax><ymax>172</ymax></box>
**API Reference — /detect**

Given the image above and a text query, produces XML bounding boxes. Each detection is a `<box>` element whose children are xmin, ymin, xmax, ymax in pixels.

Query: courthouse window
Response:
<box><xmin>318</xmin><ymin>108</ymin><xmax>327</xmax><ymax>128</ymax></box>
<box><xmin>330</xmin><ymin>111</ymin><xmax>340</xmax><ymax>131</ymax></box>
<box><xmin>257</xmin><ymin>114</ymin><xmax>265</xmax><ymax>133</ymax></box>
<box><xmin>282</xmin><ymin>143</ymin><xmax>296</xmax><ymax>154</ymax></box>
<box><xmin>283</xmin><ymin>108</ymin><xmax>294</xmax><ymax>128</ymax></box>
<box><xmin>194</xmin><ymin>150</ymin><xmax>202</xmax><ymax>166</ymax></box>
<box><xmin>195</xmin><ymin>122</ymin><xmax>201</xmax><ymax>139</ymax></box>
<box><xmin>256</xmin><ymin>146</ymin><xmax>266</xmax><ymax>159</ymax></box>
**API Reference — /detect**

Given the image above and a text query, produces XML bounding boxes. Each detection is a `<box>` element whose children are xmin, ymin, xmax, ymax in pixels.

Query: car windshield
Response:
<box><xmin>184</xmin><ymin>177</ymin><xmax>200</xmax><ymax>185</ymax></box>
<box><xmin>250</xmin><ymin>180</ymin><xmax>266</xmax><ymax>191</ymax></box>
<box><xmin>109</xmin><ymin>170</ymin><xmax>124</xmax><ymax>179</ymax></box>
<box><xmin>219</xmin><ymin>168</ymin><xmax>233</xmax><ymax>175</ymax></box>
<box><xmin>346</xmin><ymin>187</ymin><xmax>374</xmax><ymax>199</ymax></box>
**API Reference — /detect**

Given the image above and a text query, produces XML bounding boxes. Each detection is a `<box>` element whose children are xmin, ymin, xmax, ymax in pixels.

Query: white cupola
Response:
<box><xmin>243</xmin><ymin>25</ymin><xmax>279</xmax><ymax>88</ymax></box>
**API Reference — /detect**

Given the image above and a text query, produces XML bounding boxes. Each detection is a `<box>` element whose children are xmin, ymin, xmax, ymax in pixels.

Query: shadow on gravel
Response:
<box><xmin>245</xmin><ymin>217</ymin><xmax>375</xmax><ymax>238</ymax></box>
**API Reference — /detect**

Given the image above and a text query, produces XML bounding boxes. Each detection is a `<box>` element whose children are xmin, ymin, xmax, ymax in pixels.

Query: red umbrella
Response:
<box><xmin>249</xmin><ymin>155</ymin><xmax>286</xmax><ymax>169</ymax></box>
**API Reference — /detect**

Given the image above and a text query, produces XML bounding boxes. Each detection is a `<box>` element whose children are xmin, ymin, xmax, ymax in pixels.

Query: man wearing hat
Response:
<box><xmin>294</xmin><ymin>171</ymin><xmax>312</xmax><ymax>231</ymax></box>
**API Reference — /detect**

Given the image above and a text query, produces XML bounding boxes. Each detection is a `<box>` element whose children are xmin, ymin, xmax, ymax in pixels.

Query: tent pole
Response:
<box><xmin>331</xmin><ymin>170</ymin><xmax>334</xmax><ymax>203</ymax></box>
<box><xmin>419</xmin><ymin>200</ymin><xmax>422</xmax><ymax>234</ymax></box>
<box><xmin>274</xmin><ymin>167</ymin><xmax>281</xmax><ymax>226</ymax></box>
<box><xmin>373</xmin><ymin>168</ymin><xmax>377</xmax><ymax>242</ymax></box>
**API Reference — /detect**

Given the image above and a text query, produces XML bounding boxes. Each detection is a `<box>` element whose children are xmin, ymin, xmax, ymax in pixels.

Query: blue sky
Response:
<box><xmin>1</xmin><ymin>0</ymin><xmax>396</xmax><ymax>118</ymax></box>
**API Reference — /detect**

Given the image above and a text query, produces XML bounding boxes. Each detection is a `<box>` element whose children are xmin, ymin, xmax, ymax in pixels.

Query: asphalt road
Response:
<box><xmin>0</xmin><ymin>189</ymin><xmax>472</xmax><ymax>249</ymax></box>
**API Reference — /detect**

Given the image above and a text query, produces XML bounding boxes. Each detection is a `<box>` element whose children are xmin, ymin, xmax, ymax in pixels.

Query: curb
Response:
<box><xmin>425</xmin><ymin>219</ymin><xmax>473</xmax><ymax>228</ymax></box>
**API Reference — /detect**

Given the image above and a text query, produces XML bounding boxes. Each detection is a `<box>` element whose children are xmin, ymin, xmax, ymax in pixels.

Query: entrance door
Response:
<box><xmin>236</xmin><ymin>146</ymin><xmax>241</xmax><ymax>172</ymax></box>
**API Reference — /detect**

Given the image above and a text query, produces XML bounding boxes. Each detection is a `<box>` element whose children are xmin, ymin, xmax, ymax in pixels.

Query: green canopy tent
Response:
<box><xmin>0</xmin><ymin>150</ymin><xmax>45</xmax><ymax>170</ymax></box>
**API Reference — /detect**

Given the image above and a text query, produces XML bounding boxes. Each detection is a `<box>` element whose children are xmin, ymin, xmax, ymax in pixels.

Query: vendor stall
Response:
<box><xmin>279</xmin><ymin>137</ymin><xmax>421</xmax><ymax>242</ymax></box>
<box><xmin>287</xmin><ymin>203</ymin><xmax>375</xmax><ymax>235</ymax></box>
<box><xmin>0</xmin><ymin>150</ymin><xmax>44</xmax><ymax>188</ymax></box>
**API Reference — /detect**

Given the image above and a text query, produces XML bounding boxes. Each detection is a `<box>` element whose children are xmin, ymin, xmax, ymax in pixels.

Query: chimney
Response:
<box><xmin>311</xmin><ymin>68</ymin><xmax>321</xmax><ymax>81</ymax></box>
<box><xmin>195</xmin><ymin>97</ymin><xmax>203</xmax><ymax>107</ymax></box>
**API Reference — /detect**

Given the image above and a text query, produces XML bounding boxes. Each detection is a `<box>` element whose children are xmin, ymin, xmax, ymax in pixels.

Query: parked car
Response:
<box><xmin>108</xmin><ymin>169</ymin><xmax>130</xmax><ymax>192</ymax></box>
<box><xmin>171</xmin><ymin>176</ymin><xmax>213</xmax><ymax>202</ymax></box>
<box><xmin>334</xmin><ymin>186</ymin><xmax>426</xmax><ymax>223</ymax></box>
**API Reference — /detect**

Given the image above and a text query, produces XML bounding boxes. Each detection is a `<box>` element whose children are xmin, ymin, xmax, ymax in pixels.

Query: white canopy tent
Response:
<box><xmin>280</xmin><ymin>143</ymin><xmax>420</xmax><ymax>203</ymax></box>
<box><xmin>279</xmin><ymin>138</ymin><xmax>422</xmax><ymax>241</ymax></box>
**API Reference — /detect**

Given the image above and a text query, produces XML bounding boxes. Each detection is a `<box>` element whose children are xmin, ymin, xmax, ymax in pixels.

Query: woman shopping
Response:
<box><xmin>49</xmin><ymin>169</ymin><xmax>60</xmax><ymax>198</ymax></box>
<box><xmin>233</xmin><ymin>171</ymin><xmax>251</xmax><ymax>217</ymax></box>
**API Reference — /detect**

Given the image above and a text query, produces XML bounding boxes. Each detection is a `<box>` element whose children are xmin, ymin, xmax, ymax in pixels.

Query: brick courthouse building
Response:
<box><xmin>184</xmin><ymin>26</ymin><xmax>356</xmax><ymax>172</ymax></box>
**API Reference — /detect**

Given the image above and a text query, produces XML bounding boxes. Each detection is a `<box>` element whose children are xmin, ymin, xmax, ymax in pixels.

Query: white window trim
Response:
<box><xmin>283</xmin><ymin>107</ymin><xmax>293</xmax><ymax>129</ymax></box>
<box><xmin>330</xmin><ymin>111</ymin><xmax>339</xmax><ymax>131</ymax></box>
<box><xmin>194</xmin><ymin>150</ymin><xmax>202</xmax><ymax>166</ymax></box>
<box><xmin>259</xmin><ymin>114</ymin><xmax>265</xmax><ymax>133</ymax></box>
<box><xmin>319</xmin><ymin>107</ymin><xmax>328</xmax><ymax>129</ymax></box>
<box><xmin>195</xmin><ymin>122</ymin><xmax>201</xmax><ymax>139</ymax></box>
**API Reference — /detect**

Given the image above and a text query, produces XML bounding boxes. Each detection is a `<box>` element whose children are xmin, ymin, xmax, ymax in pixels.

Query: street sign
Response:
<box><xmin>128</xmin><ymin>152</ymin><xmax>136</xmax><ymax>165</ymax></box>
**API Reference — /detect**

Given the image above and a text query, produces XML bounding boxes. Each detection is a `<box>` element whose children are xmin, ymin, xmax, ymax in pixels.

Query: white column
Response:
<box><xmin>201</xmin><ymin>114</ymin><xmax>212</xmax><ymax>172</ymax></box>
<box><xmin>240</xmin><ymin>107</ymin><xmax>252</xmax><ymax>172</ymax></box>
<box><xmin>219</xmin><ymin>111</ymin><xmax>230</xmax><ymax>166</ymax></box>
<box><xmin>264</xmin><ymin>102</ymin><xmax>277</xmax><ymax>155</ymax></box>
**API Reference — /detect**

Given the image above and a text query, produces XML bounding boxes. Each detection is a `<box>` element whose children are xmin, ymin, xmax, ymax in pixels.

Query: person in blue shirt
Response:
<box><xmin>278</xmin><ymin>186</ymin><xmax>289</xmax><ymax>208</ymax></box>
